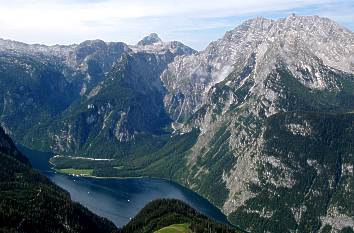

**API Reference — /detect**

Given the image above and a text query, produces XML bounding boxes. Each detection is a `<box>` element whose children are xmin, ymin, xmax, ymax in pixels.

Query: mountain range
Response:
<box><xmin>0</xmin><ymin>14</ymin><xmax>354</xmax><ymax>232</ymax></box>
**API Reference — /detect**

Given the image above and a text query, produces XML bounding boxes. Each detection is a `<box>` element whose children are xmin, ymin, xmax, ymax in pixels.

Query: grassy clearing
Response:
<box><xmin>154</xmin><ymin>223</ymin><xmax>192</xmax><ymax>233</ymax></box>
<box><xmin>58</xmin><ymin>168</ymin><xmax>93</xmax><ymax>176</ymax></box>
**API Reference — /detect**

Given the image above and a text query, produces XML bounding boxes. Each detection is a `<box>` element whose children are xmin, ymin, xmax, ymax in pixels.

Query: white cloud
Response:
<box><xmin>0</xmin><ymin>0</ymin><xmax>352</xmax><ymax>50</ymax></box>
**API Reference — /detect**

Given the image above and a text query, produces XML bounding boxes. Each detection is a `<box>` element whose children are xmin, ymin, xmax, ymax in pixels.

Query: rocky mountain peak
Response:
<box><xmin>131</xmin><ymin>33</ymin><xmax>196</xmax><ymax>56</ymax></box>
<box><xmin>239</xmin><ymin>16</ymin><xmax>274</xmax><ymax>30</ymax></box>
<box><xmin>165</xmin><ymin>15</ymin><xmax>354</xmax><ymax>232</ymax></box>
<box><xmin>137</xmin><ymin>33</ymin><xmax>162</xmax><ymax>46</ymax></box>
<box><xmin>162</xmin><ymin>14</ymin><xmax>354</xmax><ymax>122</ymax></box>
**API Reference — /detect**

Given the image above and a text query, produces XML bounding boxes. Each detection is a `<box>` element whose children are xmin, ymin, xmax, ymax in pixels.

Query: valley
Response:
<box><xmin>0</xmin><ymin>127</ymin><xmax>240</xmax><ymax>233</ymax></box>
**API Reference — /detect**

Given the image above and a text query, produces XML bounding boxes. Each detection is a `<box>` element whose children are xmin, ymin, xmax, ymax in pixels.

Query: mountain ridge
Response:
<box><xmin>162</xmin><ymin>14</ymin><xmax>354</xmax><ymax>122</ymax></box>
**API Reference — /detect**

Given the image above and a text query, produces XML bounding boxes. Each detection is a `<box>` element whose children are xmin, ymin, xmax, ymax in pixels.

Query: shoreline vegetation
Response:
<box><xmin>55</xmin><ymin>168</ymin><xmax>146</xmax><ymax>179</ymax></box>
<box><xmin>57</xmin><ymin>168</ymin><xmax>94</xmax><ymax>176</ymax></box>
<box><xmin>53</xmin><ymin>155</ymin><xmax>115</xmax><ymax>161</ymax></box>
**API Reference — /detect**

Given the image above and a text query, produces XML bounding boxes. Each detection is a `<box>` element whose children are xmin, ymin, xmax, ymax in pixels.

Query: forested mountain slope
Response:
<box><xmin>0</xmin><ymin>127</ymin><xmax>118</xmax><ymax>233</ymax></box>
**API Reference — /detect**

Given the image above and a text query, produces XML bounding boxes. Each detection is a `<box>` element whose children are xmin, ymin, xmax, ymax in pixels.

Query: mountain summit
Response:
<box><xmin>161</xmin><ymin>14</ymin><xmax>354</xmax><ymax>232</ymax></box>
<box><xmin>162</xmin><ymin>14</ymin><xmax>354</xmax><ymax>122</ymax></box>
<box><xmin>132</xmin><ymin>33</ymin><xmax>196</xmax><ymax>55</ymax></box>
<box><xmin>137</xmin><ymin>33</ymin><xmax>163</xmax><ymax>46</ymax></box>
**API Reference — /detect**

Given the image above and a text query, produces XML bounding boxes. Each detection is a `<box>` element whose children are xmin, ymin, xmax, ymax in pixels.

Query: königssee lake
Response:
<box><xmin>20</xmin><ymin>146</ymin><xmax>229</xmax><ymax>227</ymax></box>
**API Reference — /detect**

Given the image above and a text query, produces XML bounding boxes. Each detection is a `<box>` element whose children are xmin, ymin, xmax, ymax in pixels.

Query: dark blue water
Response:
<box><xmin>19</xmin><ymin>146</ymin><xmax>229</xmax><ymax>228</ymax></box>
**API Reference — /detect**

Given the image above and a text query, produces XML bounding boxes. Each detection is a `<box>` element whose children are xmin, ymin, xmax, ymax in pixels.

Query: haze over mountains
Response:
<box><xmin>1</xmin><ymin>14</ymin><xmax>354</xmax><ymax>232</ymax></box>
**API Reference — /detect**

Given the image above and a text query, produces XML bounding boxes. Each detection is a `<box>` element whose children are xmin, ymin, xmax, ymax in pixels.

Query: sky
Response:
<box><xmin>0</xmin><ymin>0</ymin><xmax>353</xmax><ymax>50</ymax></box>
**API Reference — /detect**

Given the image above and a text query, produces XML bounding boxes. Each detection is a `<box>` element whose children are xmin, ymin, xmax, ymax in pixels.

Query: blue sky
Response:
<box><xmin>0</xmin><ymin>0</ymin><xmax>353</xmax><ymax>50</ymax></box>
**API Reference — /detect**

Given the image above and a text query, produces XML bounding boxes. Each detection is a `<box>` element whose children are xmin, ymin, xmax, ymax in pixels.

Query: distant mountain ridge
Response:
<box><xmin>0</xmin><ymin>34</ymin><xmax>195</xmax><ymax>152</ymax></box>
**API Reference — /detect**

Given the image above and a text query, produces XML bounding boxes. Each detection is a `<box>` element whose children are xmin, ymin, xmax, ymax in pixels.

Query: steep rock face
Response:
<box><xmin>162</xmin><ymin>14</ymin><xmax>354</xmax><ymax>122</ymax></box>
<box><xmin>168</xmin><ymin>15</ymin><xmax>354</xmax><ymax>232</ymax></box>
<box><xmin>44</xmin><ymin>52</ymin><xmax>171</xmax><ymax>155</ymax></box>
<box><xmin>0</xmin><ymin>51</ymin><xmax>79</xmax><ymax>140</ymax></box>
<box><xmin>0</xmin><ymin>39</ymin><xmax>130</xmax><ymax>141</ymax></box>
<box><xmin>227</xmin><ymin>112</ymin><xmax>354</xmax><ymax>233</ymax></box>
<box><xmin>182</xmin><ymin>59</ymin><xmax>354</xmax><ymax>210</ymax></box>
<box><xmin>0</xmin><ymin>38</ymin><xmax>131</xmax><ymax>97</ymax></box>
<box><xmin>66</xmin><ymin>40</ymin><xmax>131</xmax><ymax>96</ymax></box>
<box><xmin>0</xmin><ymin>35</ymin><xmax>195</xmax><ymax>155</ymax></box>
<box><xmin>22</xmin><ymin>35</ymin><xmax>195</xmax><ymax>156</ymax></box>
